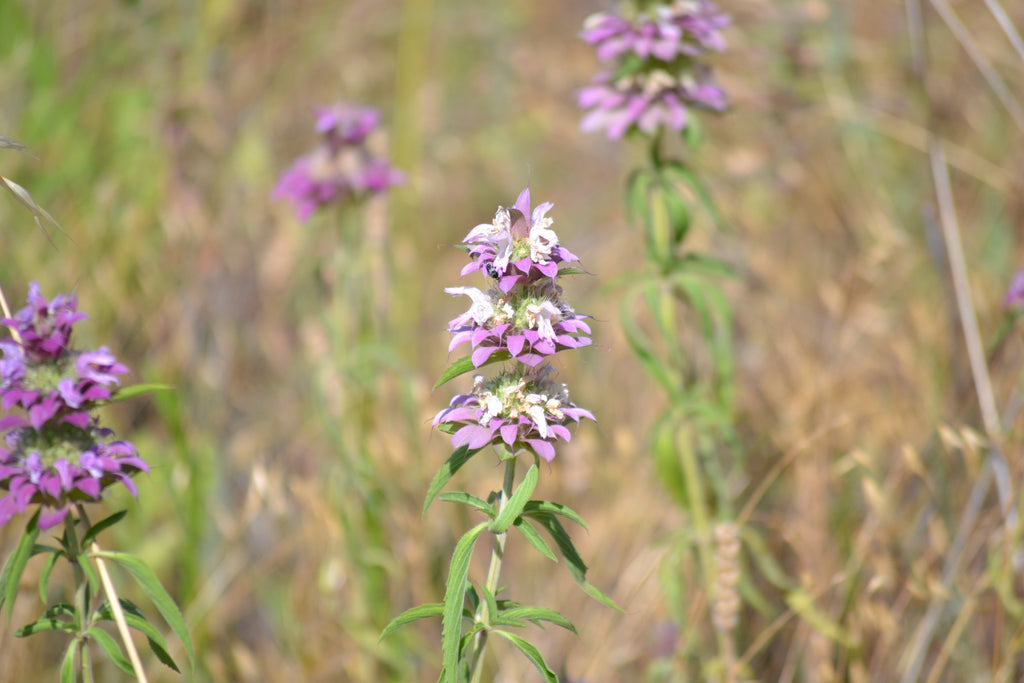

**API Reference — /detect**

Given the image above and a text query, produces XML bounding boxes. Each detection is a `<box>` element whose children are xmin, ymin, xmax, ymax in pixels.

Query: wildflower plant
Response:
<box><xmin>578</xmin><ymin>2</ymin><xmax>754</xmax><ymax>678</ymax></box>
<box><xmin>0</xmin><ymin>283</ymin><xmax>193</xmax><ymax>682</ymax></box>
<box><xmin>382</xmin><ymin>189</ymin><xmax>616</xmax><ymax>682</ymax></box>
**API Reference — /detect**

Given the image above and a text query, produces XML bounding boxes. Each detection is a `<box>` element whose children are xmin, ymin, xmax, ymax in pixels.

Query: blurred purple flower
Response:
<box><xmin>433</xmin><ymin>368</ymin><xmax>595</xmax><ymax>462</ymax></box>
<box><xmin>0</xmin><ymin>284</ymin><xmax>146</xmax><ymax>529</ymax></box>
<box><xmin>581</xmin><ymin>2</ymin><xmax>729</xmax><ymax>63</ymax></box>
<box><xmin>578</xmin><ymin>1</ymin><xmax>730</xmax><ymax>140</ymax></box>
<box><xmin>274</xmin><ymin>102</ymin><xmax>405</xmax><ymax>221</ymax></box>
<box><xmin>1005</xmin><ymin>270</ymin><xmax>1024</xmax><ymax>310</ymax></box>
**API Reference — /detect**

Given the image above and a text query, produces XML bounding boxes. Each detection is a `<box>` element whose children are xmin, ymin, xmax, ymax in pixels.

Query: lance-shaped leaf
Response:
<box><xmin>489</xmin><ymin>464</ymin><xmax>538</xmax><ymax>534</ymax></box>
<box><xmin>434</xmin><ymin>350</ymin><xmax>512</xmax><ymax>390</ymax></box>
<box><xmin>60</xmin><ymin>644</ymin><xmax>76</xmax><ymax>683</ymax></box>
<box><xmin>424</xmin><ymin>445</ymin><xmax>480</xmax><ymax>515</ymax></box>
<box><xmin>98</xmin><ymin>599</ymin><xmax>180</xmax><ymax>673</ymax></box>
<box><xmin>14</xmin><ymin>603</ymin><xmax>77</xmax><ymax>636</ymax></box>
<box><xmin>87</xmin><ymin>626</ymin><xmax>135</xmax><ymax>676</ymax></box>
<box><xmin>1</xmin><ymin>511</ymin><xmax>41</xmax><ymax>622</ymax></box>
<box><xmin>107</xmin><ymin>383</ymin><xmax>175</xmax><ymax>403</ymax></box>
<box><xmin>521</xmin><ymin>500</ymin><xmax>588</xmax><ymax>530</ymax></box>
<box><xmin>82</xmin><ymin>511</ymin><xmax>127</xmax><ymax>547</ymax></box>
<box><xmin>89</xmin><ymin>550</ymin><xmax>195</xmax><ymax>672</ymax></box>
<box><xmin>439</xmin><ymin>492</ymin><xmax>496</xmax><ymax>518</ymax></box>
<box><xmin>379</xmin><ymin>603</ymin><xmax>443</xmax><ymax>641</ymax></box>
<box><xmin>513</xmin><ymin>517</ymin><xmax>556</xmax><ymax>562</ymax></box>
<box><xmin>0</xmin><ymin>173</ymin><xmax>62</xmax><ymax>239</ymax></box>
<box><xmin>441</xmin><ymin>522</ymin><xmax>489</xmax><ymax>681</ymax></box>
<box><xmin>491</xmin><ymin>629</ymin><xmax>558</xmax><ymax>683</ymax></box>
<box><xmin>522</xmin><ymin>511</ymin><xmax>621</xmax><ymax>612</ymax></box>
<box><xmin>496</xmin><ymin>605</ymin><xmax>577</xmax><ymax>634</ymax></box>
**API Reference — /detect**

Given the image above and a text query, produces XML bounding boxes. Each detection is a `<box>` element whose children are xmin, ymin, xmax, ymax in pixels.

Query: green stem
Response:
<box><xmin>676</xmin><ymin>426</ymin><xmax>732</xmax><ymax>675</ymax></box>
<box><xmin>468</xmin><ymin>457</ymin><xmax>517</xmax><ymax>683</ymax></box>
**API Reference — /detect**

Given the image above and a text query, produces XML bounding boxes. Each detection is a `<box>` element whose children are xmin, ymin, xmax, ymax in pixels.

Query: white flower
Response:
<box><xmin>445</xmin><ymin>287</ymin><xmax>495</xmax><ymax>325</ymax></box>
<box><xmin>524</xmin><ymin>393</ymin><xmax>549</xmax><ymax>438</ymax></box>
<box><xmin>529</xmin><ymin>221</ymin><xmax>559</xmax><ymax>264</ymax></box>
<box><xmin>526</xmin><ymin>301</ymin><xmax>562</xmax><ymax>341</ymax></box>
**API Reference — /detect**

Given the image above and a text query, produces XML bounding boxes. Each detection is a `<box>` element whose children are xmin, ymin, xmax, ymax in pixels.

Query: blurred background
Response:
<box><xmin>1</xmin><ymin>0</ymin><xmax>1023</xmax><ymax>680</ymax></box>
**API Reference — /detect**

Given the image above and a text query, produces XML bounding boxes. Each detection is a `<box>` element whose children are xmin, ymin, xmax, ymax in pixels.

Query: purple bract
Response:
<box><xmin>1005</xmin><ymin>270</ymin><xmax>1024</xmax><ymax>311</ymax></box>
<box><xmin>433</xmin><ymin>368</ymin><xmax>595</xmax><ymax>462</ymax></box>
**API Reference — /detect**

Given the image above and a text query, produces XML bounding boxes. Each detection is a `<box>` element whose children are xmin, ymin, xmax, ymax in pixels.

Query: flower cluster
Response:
<box><xmin>0</xmin><ymin>284</ymin><xmax>147</xmax><ymax>529</ymax></box>
<box><xmin>578</xmin><ymin>1</ymin><xmax>730</xmax><ymax>140</ymax></box>
<box><xmin>435</xmin><ymin>189</ymin><xmax>594</xmax><ymax>462</ymax></box>
<box><xmin>273</xmin><ymin>102</ymin><xmax>406</xmax><ymax>221</ymax></box>
<box><xmin>1005</xmin><ymin>270</ymin><xmax>1024</xmax><ymax>311</ymax></box>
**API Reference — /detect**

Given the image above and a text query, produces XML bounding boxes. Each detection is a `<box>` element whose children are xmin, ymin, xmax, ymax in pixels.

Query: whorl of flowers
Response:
<box><xmin>1005</xmin><ymin>270</ymin><xmax>1024</xmax><ymax>311</ymax></box>
<box><xmin>273</xmin><ymin>102</ymin><xmax>406</xmax><ymax>221</ymax></box>
<box><xmin>435</xmin><ymin>189</ymin><xmax>594</xmax><ymax>462</ymax></box>
<box><xmin>577</xmin><ymin>1</ymin><xmax>730</xmax><ymax>140</ymax></box>
<box><xmin>0</xmin><ymin>283</ymin><xmax>147</xmax><ymax>530</ymax></box>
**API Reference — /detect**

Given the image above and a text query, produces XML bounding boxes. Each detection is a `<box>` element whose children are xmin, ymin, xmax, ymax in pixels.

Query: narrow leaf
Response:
<box><xmin>379</xmin><ymin>603</ymin><xmax>444</xmax><ymax>641</ymax></box>
<box><xmin>108</xmin><ymin>383</ymin><xmax>175</xmax><ymax>402</ymax></box>
<box><xmin>442</xmin><ymin>522</ymin><xmax>489</xmax><ymax>681</ymax></box>
<box><xmin>522</xmin><ymin>500</ymin><xmax>588</xmax><ymax>530</ymax></box>
<box><xmin>489</xmin><ymin>464</ymin><xmax>538</xmax><ymax>534</ymax></box>
<box><xmin>38</xmin><ymin>549</ymin><xmax>63</xmax><ymax>604</ymax></box>
<box><xmin>513</xmin><ymin>518</ymin><xmax>556</xmax><ymax>562</ymax></box>
<box><xmin>82</xmin><ymin>510</ymin><xmax>127</xmax><ymax>547</ymax></box>
<box><xmin>499</xmin><ymin>606</ymin><xmax>577</xmax><ymax>634</ymax></box>
<box><xmin>87</xmin><ymin>626</ymin><xmax>135</xmax><ymax>676</ymax></box>
<box><xmin>60</xmin><ymin>644</ymin><xmax>76</xmax><ymax>683</ymax></box>
<box><xmin>89</xmin><ymin>551</ymin><xmax>195</xmax><ymax>671</ymax></box>
<box><xmin>15</xmin><ymin>615</ymin><xmax>75</xmax><ymax>636</ymax></box>
<box><xmin>479</xmin><ymin>584</ymin><xmax>499</xmax><ymax>630</ymax></box>
<box><xmin>98</xmin><ymin>599</ymin><xmax>180</xmax><ymax>673</ymax></box>
<box><xmin>438</xmin><ymin>492</ymin><xmax>496</xmax><ymax>518</ymax></box>
<box><xmin>491</xmin><ymin>630</ymin><xmax>558</xmax><ymax>683</ymax></box>
<box><xmin>434</xmin><ymin>351</ymin><xmax>511</xmax><ymax>390</ymax></box>
<box><xmin>424</xmin><ymin>446</ymin><xmax>479</xmax><ymax>515</ymax></box>
<box><xmin>1</xmin><ymin>511</ymin><xmax>41</xmax><ymax>622</ymax></box>
<box><xmin>525</xmin><ymin>512</ymin><xmax>622</xmax><ymax>611</ymax></box>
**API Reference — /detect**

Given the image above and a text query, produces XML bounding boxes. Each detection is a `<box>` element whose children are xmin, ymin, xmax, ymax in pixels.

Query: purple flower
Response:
<box><xmin>433</xmin><ymin>367</ymin><xmax>595</xmax><ymax>462</ymax></box>
<box><xmin>1005</xmin><ymin>270</ymin><xmax>1024</xmax><ymax>310</ymax></box>
<box><xmin>581</xmin><ymin>3</ymin><xmax>730</xmax><ymax>63</ymax></box>
<box><xmin>0</xmin><ymin>284</ymin><xmax>146</xmax><ymax>529</ymax></box>
<box><xmin>578</xmin><ymin>1</ymin><xmax>730</xmax><ymax>140</ymax></box>
<box><xmin>460</xmin><ymin>188</ymin><xmax>580</xmax><ymax>293</ymax></box>
<box><xmin>274</xmin><ymin>102</ymin><xmax>405</xmax><ymax>221</ymax></box>
<box><xmin>444</xmin><ymin>284</ymin><xmax>592</xmax><ymax>368</ymax></box>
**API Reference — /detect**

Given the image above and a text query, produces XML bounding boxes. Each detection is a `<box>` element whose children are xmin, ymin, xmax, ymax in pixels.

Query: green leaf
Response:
<box><xmin>89</xmin><ymin>551</ymin><xmax>195</xmax><ymax>672</ymax></box>
<box><xmin>786</xmin><ymin>589</ymin><xmax>856</xmax><ymax>648</ymax></box>
<box><xmin>87</xmin><ymin>626</ymin><xmax>135</xmax><ymax>676</ymax></box>
<box><xmin>82</xmin><ymin>510</ymin><xmax>127</xmax><ymax>547</ymax></box>
<box><xmin>652</xmin><ymin>414</ymin><xmax>688</xmax><ymax>508</ymax></box>
<box><xmin>38</xmin><ymin>548</ymin><xmax>63</xmax><ymax>604</ymax></box>
<box><xmin>0</xmin><ymin>511</ymin><xmax>41</xmax><ymax>622</ymax></box>
<box><xmin>433</xmin><ymin>351</ymin><xmax>511</xmax><ymax>390</ymax></box>
<box><xmin>424</xmin><ymin>445</ymin><xmax>480</xmax><ymax>515</ymax></box>
<box><xmin>521</xmin><ymin>500</ymin><xmax>588</xmax><ymax>530</ymax></box>
<box><xmin>489</xmin><ymin>464</ymin><xmax>538</xmax><ymax>534</ymax></box>
<box><xmin>625</xmin><ymin>168</ymin><xmax>655</xmax><ymax>227</ymax></box>
<box><xmin>442</xmin><ymin>522</ymin><xmax>489</xmax><ymax>681</ymax></box>
<box><xmin>59</xmin><ymin>643</ymin><xmax>76</xmax><ymax>683</ymax></box>
<box><xmin>438</xmin><ymin>492</ymin><xmax>496</xmax><ymax>518</ymax></box>
<box><xmin>524</xmin><ymin>512</ymin><xmax>622</xmax><ymax>612</ymax></box>
<box><xmin>15</xmin><ymin>613</ymin><xmax>76</xmax><ymax>636</ymax></box>
<box><xmin>556</xmin><ymin>266</ymin><xmax>588</xmax><ymax>277</ymax></box>
<box><xmin>108</xmin><ymin>383</ymin><xmax>175</xmax><ymax>403</ymax></box>
<box><xmin>513</xmin><ymin>518</ymin><xmax>556</xmax><ymax>562</ymax></box>
<box><xmin>498</xmin><ymin>606</ymin><xmax>577</xmax><ymax>634</ymax></box>
<box><xmin>619</xmin><ymin>286</ymin><xmax>683</xmax><ymax>402</ymax></box>
<box><xmin>478</xmin><ymin>584</ymin><xmax>499</xmax><ymax>630</ymax></box>
<box><xmin>379</xmin><ymin>603</ymin><xmax>444</xmax><ymax>641</ymax></box>
<box><xmin>491</xmin><ymin>629</ymin><xmax>558</xmax><ymax>683</ymax></box>
<box><xmin>98</xmin><ymin>599</ymin><xmax>180</xmax><ymax>673</ymax></box>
